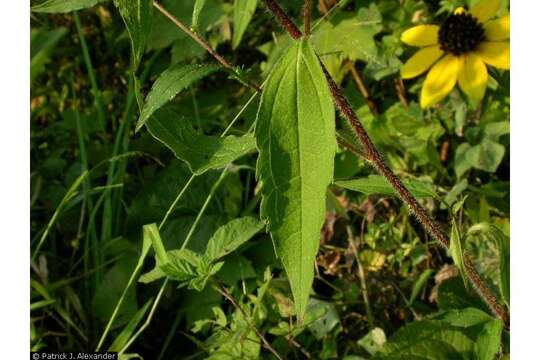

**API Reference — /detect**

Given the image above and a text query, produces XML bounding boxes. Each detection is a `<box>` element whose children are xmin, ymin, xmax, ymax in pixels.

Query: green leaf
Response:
<box><xmin>255</xmin><ymin>39</ymin><xmax>336</xmax><ymax>319</ymax></box>
<box><xmin>137</xmin><ymin>63</ymin><xmax>221</xmax><ymax>130</ymax></box>
<box><xmin>109</xmin><ymin>299</ymin><xmax>153</xmax><ymax>352</ymax></box>
<box><xmin>435</xmin><ymin>308</ymin><xmax>493</xmax><ymax>328</ymax></box>
<box><xmin>466</xmin><ymin>140</ymin><xmax>505</xmax><ymax>173</ymax></box>
<box><xmin>450</xmin><ymin>220</ymin><xmax>468</xmax><ymax>289</ymax></box>
<box><xmin>496</xmin><ymin>232</ymin><xmax>510</xmax><ymax>306</ymax></box>
<box><xmin>160</xmin><ymin>249</ymin><xmax>223</xmax><ymax>291</ymax></box>
<box><xmin>205</xmin><ymin>217</ymin><xmax>264</xmax><ymax>261</ymax></box>
<box><xmin>31</xmin><ymin>28</ymin><xmax>67</xmax><ymax>84</ymax></box>
<box><xmin>357</xmin><ymin>327</ymin><xmax>386</xmax><ymax>355</ymax></box>
<box><xmin>475</xmin><ymin>319</ymin><xmax>503</xmax><ymax>360</ymax></box>
<box><xmin>146</xmin><ymin>108</ymin><xmax>256</xmax><ymax>175</ymax></box>
<box><xmin>312</xmin><ymin>9</ymin><xmax>381</xmax><ymax>63</ymax></box>
<box><xmin>143</xmin><ymin>223</ymin><xmax>168</xmax><ymax>266</ymax></box>
<box><xmin>192</xmin><ymin>0</ymin><xmax>208</xmax><ymax>30</ymax></box>
<box><xmin>376</xmin><ymin>320</ymin><xmax>475</xmax><ymax>359</ymax></box>
<box><xmin>407</xmin><ymin>269</ymin><xmax>434</xmax><ymax>305</ymax></box>
<box><xmin>31</xmin><ymin>0</ymin><xmax>107</xmax><ymax>13</ymax></box>
<box><xmin>113</xmin><ymin>0</ymin><xmax>153</xmax><ymax>69</ymax></box>
<box><xmin>454</xmin><ymin>143</ymin><xmax>473</xmax><ymax>179</ymax></box>
<box><xmin>443</xmin><ymin>179</ymin><xmax>468</xmax><ymax>209</ymax></box>
<box><xmin>335</xmin><ymin>175</ymin><xmax>436</xmax><ymax>198</ymax></box>
<box><xmin>306</xmin><ymin>299</ymin><xmax>340</xmax><ymax>340</ymax></box>
<box><xmin>232</xmin><ymin>0</ymin><xmax>258</xmax><ymax>49</ymax></box>
<box><xmin>92</xmin><ymin>258</ymin><xmax>138</xmax><ymax>326</ymax></box>
<box><xmin>467</xmin><ymin>223</ymin><xmax>510</xmax><ymax>306</ymax></box>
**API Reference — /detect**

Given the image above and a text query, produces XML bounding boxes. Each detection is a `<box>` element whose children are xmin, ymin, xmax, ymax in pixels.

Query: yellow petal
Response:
<box><xmin>401</xmin><ymin>25</ymin><xmax>440</xmax><ymax>47</ymax></box>
<box><xmin>484</xmin><ymin>15</ymin><xmax>510</xmax><ymax>41</ymax></box>
<box><xmin>458</xmin><ymin>53</ymin><xmax>488</xmax><ymax>105</ymax></box>
<box><xmin>454</xmin><ymin>7</ymin><xmax>467</xmax><ymax>15</ymax></box>
<box><xmin>470</xmin><ymin>0</ymin><xmax>500</xmax><ymax>23</ymax></box>
<box><xmin>401</xmin><ymin>46</ymin><xmax>444</xmax><ymax>79</ymax></box>
<box><xmin>476</xmin><ymin>41</ymin><xmax>510</xmax><ymax>69</ymax></box>
<box><xmin>421</xmin><ymin>55</ymin><xmax>462</xmax><ymax>108</ymax></box>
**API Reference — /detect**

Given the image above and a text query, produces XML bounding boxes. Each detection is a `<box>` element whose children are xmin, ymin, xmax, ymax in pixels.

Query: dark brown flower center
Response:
<box><xmin>438</xmin><ymin>12</ymin><xmax>486</xmax><ymax>55</ymax></box>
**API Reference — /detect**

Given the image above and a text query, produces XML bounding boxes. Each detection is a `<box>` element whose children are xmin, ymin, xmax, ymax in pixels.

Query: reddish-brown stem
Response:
<box><xmin>262</xmin><ymin>0</ymin><xmax>509</xmax><ymax>326</ymax></box>
<box><xmin>263</xmin><ymin>0</ymin><xmax>303</xmax><ymax>39</ymax></box>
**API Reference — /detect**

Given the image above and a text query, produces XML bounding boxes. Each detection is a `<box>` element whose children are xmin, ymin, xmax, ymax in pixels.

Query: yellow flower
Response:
<box><xmin>400</xmin><ymin>0</ymin><xmax>509</xmax><ymax>108</ymax></box>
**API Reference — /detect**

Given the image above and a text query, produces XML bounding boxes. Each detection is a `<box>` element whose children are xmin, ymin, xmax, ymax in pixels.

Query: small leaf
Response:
<box><xmin>232</xmin><ymin>0</ymin><xmax>258</xmax><ymax>49</ymax></box>
<box><xmin>466</xmin><ymin>140</ymin><xmax>505</xmax><ymax>173</ymax></box>
<box><xmin>146</xmin><ymin>108</ymin><xmax>256</xmax><ymax>175</ymax></box>
<box><xmin>312</xmin><ymin>9</ymin><xmax>382</xmax><ymax>63</ymax></box>
<box><xmin>454</xmin><ymin>143</ymin><xmax>473</xmax><ymax>179</ymax></box>
<box><xmin>255</xmin><ymin>39</ymin><xmax>336</xmax><ymax>319</ymax></box>
<box><xmin>160</xmin><ymin>249</ymin><xmax>201</xmax><ymax>278</ymax></box>
<box><xmin>435</xmin><ymin>307</ymin><xmax>493</xmax><ymax>328</ymax></box>
<box><xmin>137</xmin><ymin>63</ymin><xmax>221</xmax><ymax>130</ymax></box>
<box><xmin>443</xmin><ymin>179</ymin><xmax>468</xmax><ymax>209</ymax></box>
<box><xmin>305</xmin><ymin>299</ymin><xmax>340</xmax><ymax>340</ymax></box>
<box><xmin>449</xmin><ymin>220</ymin><xmax>468</xmax><ymax>289</ymax></box>
<box><xmin>192</xmin><ymin>0</ymin><xmax>208</xmax><ymax>30</ymax></box>
<box><xmin>32</xmin><ymin>0</ymin><xmax>107</xmax><ymax>13</ymax></box>
<box><xmin>467</xmin><ymin>223</ymin><xmax>510</xmax><ymax>306</ymax></box>
<box><xmin>335</xmin><ymin>175</ymin><xmax>436</xmax><ymax>198</ymax></box>
<box><xmin>357</xmin><ymin>327</ymin><xmax>386</xmax><ymax>355</ymax></box>
<box><xmin>113</xmin><ymin>0</ymin><xmax>153</xmax><ymax>69</ymax></box>
<box><xmin>156</xmin><ymin>249</ymin><xmax>223</xmax><ymax>291</ymax></box>
<box><xmin>143</xmin><ymin>224</ymin><xmax>168</xmax><ymax>266</ymax></box>
<box><xmin>31</xmin><ymin>28</ymin><xmax>67</xmax><ymax>84</ymax></box>
<box><xmin>496</xmin><ymin>231</ymin><xmax>510</xmax><ymax>306</ymax></box>
<box><xmin>205</xmin><ymin>217</ymin><xmax>264</xmax><ymax>261</ymax></box>
<box><xmin>407</xmin><ymin>269</ymin><xmax>434</xmax><ymax>305</ymax></box>
<box><xmin>475</xmin><ymin>319</ymin><xmax>503</xmax><ymax>360</ymax></box>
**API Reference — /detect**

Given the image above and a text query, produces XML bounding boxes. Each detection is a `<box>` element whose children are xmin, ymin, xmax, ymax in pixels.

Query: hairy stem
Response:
<box><xmin>153</xmin><ymin>1</ymin><xmax>260</xmax><ymax>92</ymax></box>
<box><xmin>262</xmin><ymin>0</ymin><xmax>509</xmax><ymax>326</ymax></box>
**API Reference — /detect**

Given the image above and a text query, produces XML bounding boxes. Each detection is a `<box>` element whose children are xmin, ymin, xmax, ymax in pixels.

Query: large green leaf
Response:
<box><xmin>335</xmin><ymin>175</ymin><xmax>436</xmax><ymax>198</ymax></box>
<box><xmin>113</xmin><ymin>0</ymin><xmax>153</xmax><ymax>69</ymax></box>
<box><xmin>146</xmin><ymin>108</ymin><xmax>256</xmax><ymax>175</ymax></box>
<box><xmin>137</xmin><ymin>63</ymin><xmax>221</xmax><ymax>130</ymax></box>
<box><xmin>31</xmin><ymin>0</ymin><xmax>107</xmax><ymax>13</ymax></box>
<box><xmin>205</xmin><ymin>216</ymin><xmax>264</xmax><ymax>261</ymax></box>
<box><xmin>232</xmin><ymin>0</ymin><xmax>258</xmax><ymax>49</ymax></box>
<box><xmin>255</xmin><ymin>39</ymin><xmax>336</xmax><ymax>319</ymax></box>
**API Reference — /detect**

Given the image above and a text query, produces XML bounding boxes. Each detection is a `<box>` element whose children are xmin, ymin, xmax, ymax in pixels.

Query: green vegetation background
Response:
<box><xmin>30</xmin><ymin>0</ymin><xmax>509</xmax><ymax>358</ymax></box>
